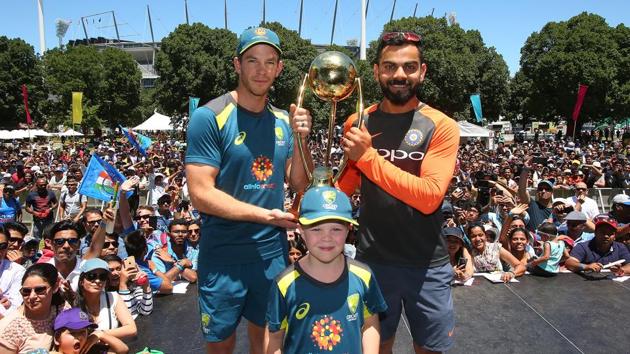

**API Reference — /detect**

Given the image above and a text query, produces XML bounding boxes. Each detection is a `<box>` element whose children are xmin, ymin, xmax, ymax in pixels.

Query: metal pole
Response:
<box><xmin>365</xmin><ymin>0</ymin><xmax>370</xmax><ymax>17</ymax></box>
<box><xmin>262</xmin><ymin>0</ymin><xmax>266</xmax><ymax>24</ymax></box>
<box><xmin>81</xmin><ymin>17</ymin><xmax>89</xmax><ymax>42</ymax></box>
<box><xmin>224</xmin><ymin>0</ymin><xmax>228</xmax><ymax>30</ymax></box>
<box><xmin>360</xmin><ymin>0</ymin><xmax>366</xmax><ymax>60</ymax></box>
<box><xmin>112</xmin><ymin>11</ymin><xmax>120</xmax><ymax>41</ymax></box>
<box><xmin>37</xmin><ymin>0</ymin><xmax>46</xmax><ymax>54</ymax></box>
<box><xmin>298</xmin><ymin>0</ymin><xmax>304</xmax><ymax>36</ymax></box>
<box><xmin>413</xmin><ymin>2</ymin><xmax>418</xmax><ymax>17</ymax></box>
<box><xmin>390</xmin><ymin>0</ymin><xmax>397</xmax><ymax>22</ymax></box>
<box><xmin>430</xmin><ymin>8</ymin><xmax>435</xmax><ymax>16</ymax></box>
<box><xmin>185</xmin><ymin>0</ymin><xmax>190</xmax><ymax>24</ymax></box>
<box><xmin>147</xmin><ymin>5</ymin><xmax>156</xmax><ymax>45</ymax></box>
<box><xmin>330</xmin><ymin>0</ymin><xmax>339</xmax><ymax>45</ymax></box>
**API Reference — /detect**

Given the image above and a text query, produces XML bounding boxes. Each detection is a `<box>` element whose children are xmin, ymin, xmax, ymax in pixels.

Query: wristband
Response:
<box><xmin>175</xmin><ymin>262</ymin><xmax>185</xmax><ymax>271</ymax></box>
<box><xmin>578</xmin><ymin>263</ymin><xmax>586</xmax><ymax>272</ymax></box>
<box><xmin>118</xmin><ymin>289</ymin><xmax>131</xmax><ymax>295</ymax></box>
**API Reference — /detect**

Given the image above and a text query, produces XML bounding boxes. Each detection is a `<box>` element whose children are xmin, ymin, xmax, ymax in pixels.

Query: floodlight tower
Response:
<box><xmin>37</xmin><ymin>0</ymin><xmax>46</xmax><ymax>54</ymax></box>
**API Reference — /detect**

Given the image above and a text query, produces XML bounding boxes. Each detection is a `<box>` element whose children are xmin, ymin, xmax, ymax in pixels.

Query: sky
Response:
<box><xmin>0</xmin><ymin>0</ymin><xmax>627</xmax><ymax>75</ymax></box>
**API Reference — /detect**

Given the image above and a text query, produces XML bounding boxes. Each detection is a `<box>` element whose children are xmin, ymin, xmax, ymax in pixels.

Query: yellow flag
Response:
<box><xmin>72</xmin><ymin>92</ymin><xmax>83</xmax><ymax>125</ymax></box>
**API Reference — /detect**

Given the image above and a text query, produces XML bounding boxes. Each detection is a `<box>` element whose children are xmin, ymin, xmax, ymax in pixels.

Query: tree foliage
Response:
<box><xmin>381</xmin><ymin>16</ymin><xmax>510</xmax><ymax>121</ymax></box>
<box><xmin>42</xmin><ymin>45</ymin><xmax>141</xmax><ymax>129</ymax></box>
<box><xmin>516</xmin><ymin>12</ymin><xmax>627</xmax><ymax>127</ymax></box>
<box><xmin>0</xmin><ymin>36</ymin><xmax>44</xmax><ymax>128</ymax></box>
<box><xmin>155</xmin><ymin>23</ymin><xmax>238</xmax><ymax>117</ymax></box>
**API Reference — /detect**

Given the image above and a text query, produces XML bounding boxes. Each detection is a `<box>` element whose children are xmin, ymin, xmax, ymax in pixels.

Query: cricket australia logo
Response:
<box><xmin>322</xmin><ymin>190</ymin><xmax>338</xmax><ymax>211</ymax></box>
<box><xmin>346</xmin><ymin>293</ymin><xmax>360</xmax><ymax>321</ymax></box>
<box><xmin>404</xmin><ymin>129</ymin><xmax>423</xmax><ymax>147</ymax></box>
<box><xmin>275</xmin><ymin>127</ymin><xmax>286</xmax><ymax>146</ymax></box>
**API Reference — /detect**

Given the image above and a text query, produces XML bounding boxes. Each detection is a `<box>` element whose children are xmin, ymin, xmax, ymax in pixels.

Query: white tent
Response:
<box><xmin>0</xmin><ymin>130</ymin><xmax>12</xmax><ymax>140</ymax></box>
<box><xmin>31</xmin><ymin>129</ymin><xmax>53</xmax><ymax>137</ymax></box>
<box><xmin>458</xmin><ymin>121</ymin><xmax>492</xmax><ymax>138</ymax></box>
<box><xmin>133</xmin><ymin>111</ymin><xmax>174</xmax><ymax>131</ymax></box>
<box><xmin>57</xmin><ymin>128</ymin><xmax>84</xmax><ymax>137</ymax></box>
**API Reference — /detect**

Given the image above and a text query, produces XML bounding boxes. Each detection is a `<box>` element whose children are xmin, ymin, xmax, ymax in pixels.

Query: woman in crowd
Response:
<box><xmin>103</xmin><ymin>255</ymin><xmax>153</xmax><ymax>320</ymax></box>
<box><xmin>73</xmin><ymin>258</ymin><xmax>137</xmax><ymax>341</ymax></box>
<box><xmin>0</xmin><ymin>263</ymin><xmax>68</xmax><ymax>353</ymax></box>
<box><xmin>506</xmin><ymin>227</ymin><xmax>533</xmax><ymax>265</ymax></box>
<box><xmin>287</xmin><ymin>238</ymin><xmax>307</xmax><ymax>264</ymax></box>
<box><xmin>468</xmin><ymin>223</ymin><xmax>526</xmax><ymax>282</ymax></box>
<box><xmin>443</xmin><ymin>227</ymin><xmax>474</xmax><ymax>282</ymax></box>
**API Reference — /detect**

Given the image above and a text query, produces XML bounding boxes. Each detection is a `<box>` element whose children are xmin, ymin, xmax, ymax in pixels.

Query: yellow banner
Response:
<box><xmin>72</xmin><ymin>92</ymin><xmax>83</xmax><ymax>125</ymax></box>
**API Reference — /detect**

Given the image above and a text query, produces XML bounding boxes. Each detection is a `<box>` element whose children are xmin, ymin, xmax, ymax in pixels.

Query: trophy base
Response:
<box><xmin>310</xmin><ymin>166</ymin><xmax>334</xmax><ymax>187</ymax></box>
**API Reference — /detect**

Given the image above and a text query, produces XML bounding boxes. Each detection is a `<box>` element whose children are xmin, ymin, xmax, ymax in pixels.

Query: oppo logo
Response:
<box><xmin>378</xmin><ymin>149</ymin><xmax>425</xmax><ymax>161</ymax></box>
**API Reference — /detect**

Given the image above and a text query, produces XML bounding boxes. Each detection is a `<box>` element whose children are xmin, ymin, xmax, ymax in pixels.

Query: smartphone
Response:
<box><xmin>532</xmin><ymin>156</ymin><xmax>547</xmax><ymax>165</ymax></box>
<box><xmin>457</xmin><ymin>257</ymin><xmax>467</xmax><ymax>268</ymax></box>
<box><xmin>124</xmin><ymin>256</ymin><xmax>136</xmax><ymax>270</ymax></box>
<box><xmin>148</xmin><ymin>215</ymin><xmax>158</xmax><ymax>230</ymax></box>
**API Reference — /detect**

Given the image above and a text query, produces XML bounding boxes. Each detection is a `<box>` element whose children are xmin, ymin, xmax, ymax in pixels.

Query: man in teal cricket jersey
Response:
<box><xmin>185</xmin><ymin>27</ymin><xmax>313</xmax><ymax>354</ymax></box>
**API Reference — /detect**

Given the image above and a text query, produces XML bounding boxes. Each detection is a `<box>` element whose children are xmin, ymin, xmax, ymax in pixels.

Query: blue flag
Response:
<box><xmin>78</xmin><ymin>154</ymin><xmax>131</xmax><ymax>202</ymax></box>
<box><xmin>189</xmin><ymin>97</ymin><xmax>200</xmax><ymax>118</ymax></box>
<box><xmin>470</xmin><ymin>94</ymin><xmax>483</xmax><ymax>123</ymax></box>
<box><xmin>120</xmin><ymin>126</ymin><xmax>152</xmax><ymax>156</ymax></box>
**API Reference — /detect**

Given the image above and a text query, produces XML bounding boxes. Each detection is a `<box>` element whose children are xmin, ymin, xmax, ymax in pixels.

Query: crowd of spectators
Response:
<box><xmin>0</xmin><ymin>125</ymin><xmax>629</xmax><ymax>352</ymax></box>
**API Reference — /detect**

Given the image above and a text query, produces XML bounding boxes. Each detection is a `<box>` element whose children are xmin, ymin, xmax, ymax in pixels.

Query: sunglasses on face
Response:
<box><xmin>104</xmin><ymin>241</ymin><xmax>119</xmax><ymax>248</ymax></box>
<box><xmin>20</xmin><ymin>286</ymin><xmax>49</xmax><ymax>297</ymax></box>
<box><xmin>135</xmin><ymin>214</ymin><xmax>151</xmax><ymax>221</ymax></box>
<box><xmin>575</xmin><ymin>188</ymin><xmax>587</xmax><ymax>191</ymax></box>
<box><xmin>86</xmin><ymin>219</ymin><xmax>103</xmax><ymax>225</ymax></box>
<box><xmin>85</xmin><ymin>272</ymin><xmax>109</xmax><ymax>282</ymax></box>
<box><xmin>189</xmin><ymin>229</ymin><xmax>200</xmax><ymax>234</ymax></box>
<box><xmin>8</xmin><ymin>237</ymin><xmax>23</xmax><ymax>245</ymax></box>
<box><xmin>53</xmin><ymin>238</ymin><xmax>80</xmax><ymax>247</ymax></box>
<box><xmin>381</xmin><ymin>31</ymin><xmax>421</xmax><ymax>43</ymax></box>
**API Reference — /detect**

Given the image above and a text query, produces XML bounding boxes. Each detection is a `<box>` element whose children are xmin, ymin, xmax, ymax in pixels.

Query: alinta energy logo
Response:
<box><xmin>244</xmin><ymin>155</ymin><xmax>276</xmax><ymax>190</ymax></box>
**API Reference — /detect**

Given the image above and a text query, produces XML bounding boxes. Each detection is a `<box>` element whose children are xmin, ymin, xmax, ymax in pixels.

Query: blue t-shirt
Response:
<box><xmin>266</xmin><ymin>258</ymin><xmax>387</xmax><ymax>353</ymax></box>
<box><xmin>0</xmin><ymin>196</ymin><xmax>21</xmax><ymax>224</ymax></box>
<box><xmin>137</xmin><ymin>259</ymin><xmax>163</xmax><ymax>293</ymax></box>
<box><xmin>151</xmin><ymin>238</ymin><xmax>198</xmax><ymax>273</ymax></box>
<box><xmin>570</xmin><ymin>240</ymin><xmax>630</xmax><ymax>266</ymax></box>
<box><xmin>185</xmin><ymin>93</ymin><xmax>293</xmax><ymax>265</ymax></box>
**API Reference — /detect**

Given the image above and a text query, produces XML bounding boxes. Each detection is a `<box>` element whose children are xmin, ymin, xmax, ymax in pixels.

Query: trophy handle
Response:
<box><xmin>333</xmin><ymin>77</ymin><xmax>364</xmax><ymax>184</ymax></box>
<box><xmin>295</xmin><ymin>73</ymin><xmax>313</xmax><ymax>182</ymax></box>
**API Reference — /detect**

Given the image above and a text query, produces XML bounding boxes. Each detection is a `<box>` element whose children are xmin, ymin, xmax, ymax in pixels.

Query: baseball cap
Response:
<box><xmin>593</xmin><ymin>214</ymin><xmax>618</xmax><ymax>229</ymax></box>
<box><xmin>80</xmin><ymin>258</ymin><xmax>110</xmax><ymax>274</ymax></box>
<box><xmin>538</xmin><ymin>180</ymin><xmax>554</xmax><ymax>189</ymax></box>
<box><xmin>442</xmin><ymin>227</ymin><xmax>464</xmax><ymax>243</ymax></box>
<box><xmin>54</xmin><ymin>308</ymin><xmax>97</xmax><ymax>331</ymax></box>
<box><xmin>552</xmin><ymin>198</ymin><xmax>567</xmax><ymax>206</ymax></box>
<box><xmin>299</xmin><ymin>186</ymin><xmax>358</xmax><ymax>226</ymax></box>
<box><xmin>612</xmin><ymin>194</ymin><xmax>630</xmax><ymax>206</ymax></box>
<box><xmin>565</xmin><ymin>211</ymin><xmax>587</xmax><ymax>222</ymax></box>
<box><xmin>237</xmin><ymin>27</ymin><xmax>281</xmax><ymax>55</ymax></box>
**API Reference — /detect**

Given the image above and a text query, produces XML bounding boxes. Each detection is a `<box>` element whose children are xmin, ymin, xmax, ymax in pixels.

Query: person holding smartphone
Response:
<box><xmin>443</xmin><ymin>227</ymin><xmax>473</xmax><ymax>282</ymax></box>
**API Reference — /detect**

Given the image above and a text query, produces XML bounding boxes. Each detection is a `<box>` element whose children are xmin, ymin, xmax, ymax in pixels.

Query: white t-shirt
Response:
<box><xmin>95</xmin><ymin>291</ymin><xmax>120</xmax><ymax>331</ymax></box>
<box><xmin>0</xmin><ymin>260</ymin><xmax>25</xmax><ymax>316</ymax></box>
<box><xmin>566</xmin><ymin>196</ymin><xmax>600</xmax><ymax>220</ymax></box>
<box><xmin>60</xmin><ymin>191</ymin><xmax>87</xmax><ymax>218</ymax></box>
<box><xmin>46</xmin><ymin>257</ymin><xmax>85</xmax><ymax>292</ymax></box>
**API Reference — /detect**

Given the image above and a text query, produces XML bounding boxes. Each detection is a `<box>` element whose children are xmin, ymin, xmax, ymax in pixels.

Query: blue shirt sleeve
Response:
<box><xmin>569</xmin><ymin>242</ymin><xmax>588</xmax><ymax>263</ymax></box>
<box><xmin>151</xmin><ymin>253</ymin><xmax>167</xmax><ymax>274</ymax></box>
<box><xmin>265</xmin><ymin>280</ymin><xmax>287</xmax><ymax>333</ymax></box>
<box><xmin>365</xmin><ymin>271</ymin><xmax>388</xmax><ymax>317</ymax></box>
<box><xmin>185</xmin><ymin>107</ymin><xmax>222</xmax><ymax>168</ymax></box>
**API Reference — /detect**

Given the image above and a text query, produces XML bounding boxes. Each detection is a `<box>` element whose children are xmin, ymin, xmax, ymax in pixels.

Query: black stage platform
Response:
<box><xmin>128</xmin><ymin>274</ymin><xmax>630</xmax><ymax>354</ymax></box>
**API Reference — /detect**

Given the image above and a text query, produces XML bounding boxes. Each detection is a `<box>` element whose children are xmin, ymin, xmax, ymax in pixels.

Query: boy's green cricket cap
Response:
<box><xmin>237</xmin><ymin>27</ymin><xmax>281</xmax><ymax>55</ymax></box>
<box><xmin>299</xmin><ymin>186</ymin><xmax>358</xmax><ymax>226</ymax></box>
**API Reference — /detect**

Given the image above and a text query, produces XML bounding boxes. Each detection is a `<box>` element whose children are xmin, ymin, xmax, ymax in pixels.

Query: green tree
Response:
<box><xmin>0</xmin><ymin>36</ymin><xmax>44</xmax><ymax>128</ymax></box>
<box><xmin>42</xmin><ymin>45</ymin><xmax>142</xmax><ymax>129</ymax></box>
<box><xmin>378</xmin><ymin>16</ymin><xmax>510</xmax><ymax>121</ymax></box>
<box><xmin>519</xmin><ymin>12</ymin><xmax>624</xmax><ymax>130</ymax></box>
<box><xmin>155</xmin><ymin>23</ymin><xmax>238</xmax><ymax>119</ymax></box>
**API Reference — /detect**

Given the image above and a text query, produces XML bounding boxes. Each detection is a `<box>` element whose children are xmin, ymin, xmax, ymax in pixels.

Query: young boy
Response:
<box><xmin>52</xmin><ymin>308</ymin><xmax>128</xmax><ymax>354</ymax></box>
<box><xmin>265</xmin><ymin>186</ymin><xmax>387</xmax><ymax>353</ymax></box>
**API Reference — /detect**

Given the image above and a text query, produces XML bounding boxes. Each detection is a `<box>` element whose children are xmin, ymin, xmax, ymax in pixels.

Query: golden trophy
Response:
<box><xmin>295</xmin><ymin>51</ymin><xmax>365</xmax><ymax>188</ymax></box>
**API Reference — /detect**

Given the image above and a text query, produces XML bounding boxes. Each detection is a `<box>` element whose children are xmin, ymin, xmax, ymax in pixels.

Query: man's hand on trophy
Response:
<box><xmin>342</xmin><ymin>124</ymin><xmax>372</xmax><ymax>162</ymax></box>
<box><xmin>290</xmin><ymin>103</ymin><xmax>312</xmax><ymax>138</ymax></box>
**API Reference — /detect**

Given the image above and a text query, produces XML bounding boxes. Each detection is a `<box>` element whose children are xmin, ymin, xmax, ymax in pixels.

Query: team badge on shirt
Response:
<box><xmin>311</xmin><ymin>315</ymin><xmax>343</xmax><ymax>350</ymax></box>
<box><xmin>347</xmin><ymin>293</ymin><xmax>359</xmax><ymax>314</ymax></box>
<box><xmin>404</xmin><ymin>128</ymin><xmax>423</xmax><ymax>147</ymax></box>
<box><xmin>275</xmin><ymin>127</ymin><xmax>286</xmax><ymax>146</ymax></box>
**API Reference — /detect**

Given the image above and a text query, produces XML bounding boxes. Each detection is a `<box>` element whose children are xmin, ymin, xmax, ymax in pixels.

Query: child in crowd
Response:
<box><xmin>51</xmin><ymin>307</ymin><xmax>128</xmax><ymax>354</ymax></box>
<box><xmin>287</xmin><ymin>238</ymin><xmax>306</xmax><ymax>264</ymax></box>
<box><xmin>527</xmin><ymin>222</ymin><xmax>569</xmax><ymax>276</ymax></box>
<box><xmin>266</xmin><ymin>186</ymin><xmax>387</xmax><ymax>353</ymax></box>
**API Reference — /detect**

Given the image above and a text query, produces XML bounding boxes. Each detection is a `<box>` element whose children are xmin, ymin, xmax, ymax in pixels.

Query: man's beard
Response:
<box><xmin>379</xmin><ymin>79</ymin><xmax>421</xmax><ymax>106</ymax></box>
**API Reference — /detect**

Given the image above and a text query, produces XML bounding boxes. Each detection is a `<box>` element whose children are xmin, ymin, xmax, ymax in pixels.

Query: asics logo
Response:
<box><xmin>234</xmin><ymin>132</ymin><xmax>246</xmax><ymax>145</ymax></box>
<box><xmin>378</xmin><ymin>149</ymin><xmax>425</xmax><ymax>161</ymax></box>
<box><xmin>295</xmin><ymin>302</ymin><xmax>310</xmax><ymax>320</ymax></box>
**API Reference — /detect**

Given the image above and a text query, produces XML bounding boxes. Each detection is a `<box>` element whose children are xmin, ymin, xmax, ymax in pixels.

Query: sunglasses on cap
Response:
<box><xmin>381</xmin><ymin>31</ymin><xmax>421</xmax><ymax>43</ymax></box>
<box><xmin>85</xmin><ymin>272</ymin><xmax>109</xmax><ymax>282</ymax></box>
<box><xmin>20</xmin><ymin>286</ymin><xmax>49</xmax><ymax>297</ymax></box>
<box><xmin>53</xmin><ymin>238</ymin><xmax>80</xmax><ymax>247</ymax></box>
